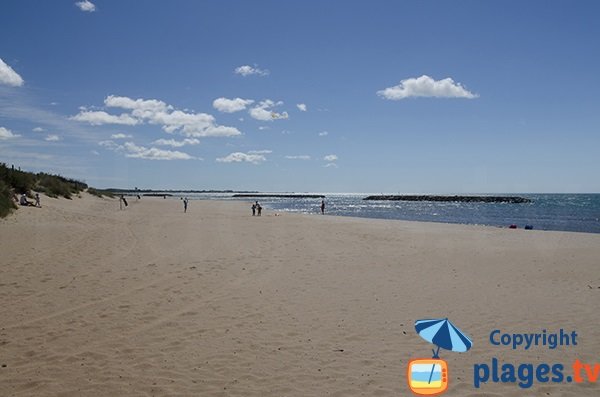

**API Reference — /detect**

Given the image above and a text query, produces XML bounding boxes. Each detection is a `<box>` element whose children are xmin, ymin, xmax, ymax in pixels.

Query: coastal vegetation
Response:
<box><xmin>0</xmin><ymin>163</ymin><xmax>97</xmax><ymax>217</ymax></box>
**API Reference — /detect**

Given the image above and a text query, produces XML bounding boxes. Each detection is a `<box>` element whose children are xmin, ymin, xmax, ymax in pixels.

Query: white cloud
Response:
<box><xmin>75</xmin><ymin>1</ymin><xmax>96</xmax><ymax>12</ymax></box>
<box><xmin>122</xmin><ymin>142</ymin><xmax>194</xmax><ymax>160</ymax></box>
<box><xmin>110</xmin><ymin>133</ymin><xmax>132</xmax><ymax>139</ymax></box>
<box><xmin>71</xmin><ymin>95</ymin><xmax>241</xmax><ymax>138</ymax></box>
<box><xmin>0</xmin><ymin>58</ymin><xmax>24</xmax><ymax>87</ymax></box>
<box><xmin>91</xmin><ymin>150</ymin><xmax>100</xmax><ymax>156</ymax></box>
<box><xmin>249</xmin><ymin>99</ymin><xmax>288</xmax><ymax>121</ymax></box>
<box><xmin>377</xmin><ymin>75</ymin><xmax>478</xmax><ymax>100</ymax></box>
<box><xmin>152</xmin><ymin>138</ymin><xmax>200</xmax><ymax>147</ymax></box>
<box><xmin>296</xmin><ymin>103</ymin><xmax>307</xmax><ymax>112</ymax></box>
<box><xmin>258</xmin><ymin>126</ymin><xmax>270</xmax><ymax>130</ymax></box>
<box><xmin>216</xmin><ymin>152</ymin><xmax>267</xmax><ymax>164</ymax></box>
<box><xmin>324</xmin><ymin>163</ymin><xmax>338</xmax><ymax>168</ymax></box>
<box><xmin>271</xmin><ymin>111</ymin><xmax>289</xmax><ymax>120</ymax></box>
<box><xmin>234</xmin><ymin>65</ymin><xmax>269</xmax><ymax>77</ymax></box>
<box><xmin>70</xmin><ymin>110</ymin><xmax>139</xmax><ymax>125</ymax></box>
<box><xmin>45</xmin><ymin>134</ymin><xmax>61</xmax><ymax>142</ymax></box>
<box><xmin>0</xmin><ymin>126</ymin><xmax>20</xmax><ymax>140</ymax></box>
<box><xmin>213</xmin><ymin>97</ymin><xmax>254</xmax><ymax>113</ymax></box>
<box><xmin>324</xmin><ymin>154</ymin><xmax>338</xmax><ymax>162</ymax></box>
<box><xmin>32</xmin><ymin>127</ymin><xmax>44</xmax><ymax>132</ymax></box>
<box><xmin>99</xmin><ymin>140</ymin><xmax>195</xmax><ymax>160</ymax></box>
<box><xmin>105</xmin><ymin>95</ymin><xmax>171</xmax><ymax>115</ymax></box>
<box><xmin>248</xmin><ymin>149</ymin><xmax>272</xmax><ymax>154</ymax></box>
<box><xmin>285</xmin><ymin>155</ymin><xmax>311</xmax><ymax>160</ymax></box>
<box><xmin>318</xmin><ymin>131</ymin><xmax>328</xmax><ymax>136</ymax></box>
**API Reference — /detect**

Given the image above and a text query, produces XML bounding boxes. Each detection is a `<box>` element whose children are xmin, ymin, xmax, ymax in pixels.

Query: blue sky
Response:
<box><xmin>1</xmin><ymin>1</ymin><xmax>599</xmax><ymax>193</ymax></box>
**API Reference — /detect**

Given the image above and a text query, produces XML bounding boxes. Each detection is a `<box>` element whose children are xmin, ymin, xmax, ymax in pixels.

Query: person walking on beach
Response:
<box><xmin>252</xmin><ymin>203</ymin><xmax>256</xmax><ymax>216</ymax></box>
<box><xmin>320</xmin><ymin>199</ymin><xmax>325</xmax><ymax>215</ymax></box>
<box><xmin>256</xmin><ymin>201</ymin><xmax>262</xmax><ymax>216</ymax></box>
<box><xmin>35</xmin><ymin>193</ymin><xmax>41</xmax><ymax>208</ymax></box>
<box><xmin>183</xmin><ymin>197</ymin><xmax>188</xmax><ymax>213</ymax></box>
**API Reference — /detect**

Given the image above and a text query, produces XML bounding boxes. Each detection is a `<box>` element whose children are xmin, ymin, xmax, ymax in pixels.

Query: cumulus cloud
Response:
<box><xmin>32</xmin><ymin>127</ymin><xmax>44</xmax><ymax>132</ymax></box>
<box><xmin>0</xmin><ymin>126</ymin><xmax>20</xmax><ymax>140</ymax></box>
<box><xmin>377</xmin><ymin>75</ymin><xmax>478</xmax><ymax>100</ymax></box>
<box><xmin>323</xmin><ymin>154</ymin><xmax>338</xmax><ymax>162</ymax></box>
<box><xmin>213</xmin><ymin>97</ymin><xmax>254</xmax><ymax>113</ymax></box>
<box><xmin>216</xmin><ymin>152</ymin><xmax>267</xmax><ymax>164</ymax></box>
<box><xmin>75</xmin><ymin>1</ymin><xmax>96</xmax><ymax>12</ymax></box>
<box><xmin>318</xmin><ymin>131</ymin><xmax>328</xmax><ymax>136</ymax></box>
<box><xmin>0</xmin><ymin>58</ymin><xmax>24</xmax><ymax>87</ymax></box>
<box><xmin>285</xmin><ymin>155</ymin><xmax>311</xmax><ymax>160</ymax></box>
<box><xmin>71</xmin><ymin>95</ymin><xmax>241</xmax><ymax>138</ymax></box>
<box><xmin>110</xmin><ymin>133</ymin><xmax>132</xmax><ymax>139</ymax></box>
<box><xmin>99</xmin><ymin>140</ymin><xmax>195</xmax><ymax>160</ymax></box>
<box><xmin>249</xmin><ymin>99</ymin><xmax>288</xmax><ymax>121</ymax></box>
<box><xmin>45</xmin><ymin>134</ymin><xmax>61</xmax><ymax>142</ymax></box>
<box><xmin>104</xmin><ymin>95</ymin><xmax>170</xmax><ymax>115</ymax></box>
<box><xmin>70</xmin><ymin>110</ymin><xmax>139</xmax><ymax>125</ymax></box>
<box><xmin>122</xmin><ymin>142</ymin><xmax>194</xmax><ymax>160</ymax></box>
<box><xmin>324</xmin><ymin>162</ymin><xmax>338</xmax><ymax>168</ymax></box>
<box><xmin>234</xmin><ymin>65</ymin><xmax>269</xmax><ymax>77</ymax></box>
<box><xmin>296</xmin><ymin>103</ymin><xmax>307</xmax><ymax>112</ymax></box>
<box><xmin>152</xmin><ymin>138</ymin><xmax>200</xmax><ymax>147</ymax></box>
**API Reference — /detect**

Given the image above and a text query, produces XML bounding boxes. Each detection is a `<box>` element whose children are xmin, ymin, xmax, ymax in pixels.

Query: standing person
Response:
<box><xmin>119</xmin><ymin>194</ymin><xmax>128</xmax><ymax>210</ymax></box>
<box><xmin>35</xmin><ymin>193</ymin><xmax>41</xmax><ymax>208</ymax></box>
<box><xmin>251</xmin><ymin>203</ymin><xmax>256</xmax><ymax>216</ymax></box>
<box><xmin>257</xmin><ymin>202</ymin><xmax>262</xmax><ymax>216</ymax></box>
<box><xmin>320</xmin><ymin>199</ymin><xmax>325</xmax><ymax>215</ymax></box>
<box><xmin>183</xmin><ymin>197</ymin><xmax>188</xmax><ymax>213</ymax></box>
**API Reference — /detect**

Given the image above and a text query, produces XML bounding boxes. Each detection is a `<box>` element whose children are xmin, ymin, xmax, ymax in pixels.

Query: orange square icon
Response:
<box><xmin>407</xmin><ymin>358</ymin><xmax>449</xmax><ymax>396</ymax></box>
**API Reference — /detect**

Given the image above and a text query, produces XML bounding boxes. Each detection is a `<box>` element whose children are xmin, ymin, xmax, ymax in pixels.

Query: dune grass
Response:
<box><xmin>0</xmin><ymin>163</ymin><xmax>91</xmax><ymax>217</ymax></box>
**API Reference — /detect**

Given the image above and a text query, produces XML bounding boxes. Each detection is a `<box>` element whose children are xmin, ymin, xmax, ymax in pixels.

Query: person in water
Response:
<box><xmin>320</xmin><ymin>199</ymin><xmax>325</xmax><ymax>215</ymax></box>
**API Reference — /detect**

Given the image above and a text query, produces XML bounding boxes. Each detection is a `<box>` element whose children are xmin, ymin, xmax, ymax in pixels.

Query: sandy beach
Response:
<box><xmin>1</xmin><ymin>194</ymin><xmax>599</xmax><ymax>396</ymax></box>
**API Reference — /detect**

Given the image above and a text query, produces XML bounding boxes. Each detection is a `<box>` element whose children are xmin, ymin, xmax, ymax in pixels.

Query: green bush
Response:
<box><xmin>0</xmin><ymin>164</ymin><xmax>35</xmax><ymax>194</ymax></box>
<box><xmin>0</xmin><ymin>179</ymin><xmax>17</xmax><ymax>217</ymax></box>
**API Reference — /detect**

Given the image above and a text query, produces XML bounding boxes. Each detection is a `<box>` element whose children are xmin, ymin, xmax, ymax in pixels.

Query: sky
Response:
<box><xmin>1</xmin><ymin>1</ymin><xmax>599</xmax><ymax>193</ymax></box>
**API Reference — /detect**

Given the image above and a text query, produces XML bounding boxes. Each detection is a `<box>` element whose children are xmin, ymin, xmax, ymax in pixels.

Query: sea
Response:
<box><xmin>169</xmin><ymin>193</ymin><xmax>600</xmax><ymax>234</ymax></box>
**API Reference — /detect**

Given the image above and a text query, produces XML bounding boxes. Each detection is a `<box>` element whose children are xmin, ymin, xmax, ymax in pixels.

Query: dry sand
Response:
<box><xmin>1</xmin><ymin>193</ymin><xmax>599</xmax><ymax>396</ymax></box>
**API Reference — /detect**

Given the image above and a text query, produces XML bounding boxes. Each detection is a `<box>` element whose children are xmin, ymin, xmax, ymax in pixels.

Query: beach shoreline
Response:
<box><xmin>1</xmin><ymin>194</ymin><xmax>599</xmax><ymax>396</ymax></box>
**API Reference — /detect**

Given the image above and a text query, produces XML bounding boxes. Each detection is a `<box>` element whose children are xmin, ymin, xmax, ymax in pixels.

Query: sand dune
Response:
<box><xmin>1</xmin><ymin>194</ymin><xmax>599</xmax><ymax>396</ymax></box>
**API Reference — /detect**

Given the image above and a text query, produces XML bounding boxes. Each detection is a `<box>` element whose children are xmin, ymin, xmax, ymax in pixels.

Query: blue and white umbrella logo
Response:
<box><xmin>414</xmin><ymin>318</ymin><xmax>472</xmax><ymax>385</ymax></box>
<box><xmin>415</xmin><ymin>318</ymin><xmax>472</xmax><ymax>358</ymax></box>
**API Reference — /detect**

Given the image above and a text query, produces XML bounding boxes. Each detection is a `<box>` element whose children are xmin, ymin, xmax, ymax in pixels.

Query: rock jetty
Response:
<box><xmin>232</xmin><ymin>194</ymin><xmax>325</xmax><ymax>198</ymax></box>
<box><xmin>363</xmin><ymin>195</ymin><xmax>532</xmax><ymax>203</ymax></box>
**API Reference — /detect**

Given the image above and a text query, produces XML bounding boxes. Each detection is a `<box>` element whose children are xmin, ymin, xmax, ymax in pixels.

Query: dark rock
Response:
<box><xmin>363</xmin><ymin>195</ymin><xmax>532</xmax><ymax>203</ymax></box>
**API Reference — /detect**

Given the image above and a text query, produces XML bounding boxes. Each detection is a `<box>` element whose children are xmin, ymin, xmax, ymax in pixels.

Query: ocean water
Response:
<box><xmin>176</xmin><ymin>193</ymin><xmax>600</xmax><ymax>234</ymax></box>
